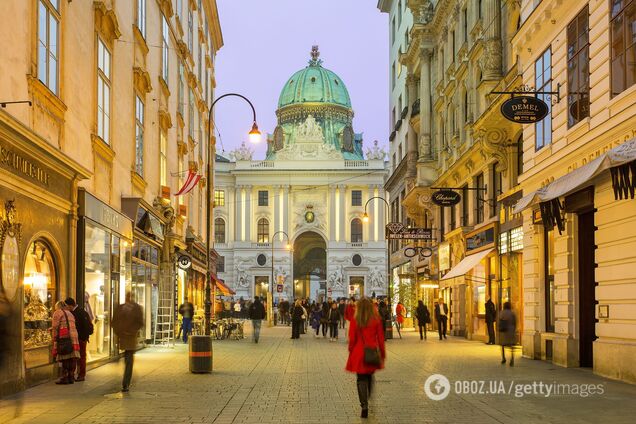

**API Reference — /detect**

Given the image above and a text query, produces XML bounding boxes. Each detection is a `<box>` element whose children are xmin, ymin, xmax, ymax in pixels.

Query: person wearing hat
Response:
<box><xmin>64</xmin><ymin>297</ymin><xmax>93</xmax><ymax>381</ymax></box>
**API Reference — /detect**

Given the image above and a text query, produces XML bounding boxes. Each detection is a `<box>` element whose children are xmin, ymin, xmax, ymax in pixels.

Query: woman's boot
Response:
<box><xmin>357</xmin><ymin>375</ymin><xmax>369</xmax><ymax>418</ymax></box>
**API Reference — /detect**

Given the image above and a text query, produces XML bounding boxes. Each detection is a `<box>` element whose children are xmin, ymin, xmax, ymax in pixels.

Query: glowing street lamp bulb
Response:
<box><xmin>362</xmin><ymin>212</ymin><xmax>370</xmax><ymax>223</ymax></box>
<box><xmin>286</xmin><ymin>243</ymin><xmax>291</xmax><ymax>250</ymax></box>
<box><xmin>248</xmin><ymin>121</ymin><xmax>262</xmax><ymax>143</ymax></box>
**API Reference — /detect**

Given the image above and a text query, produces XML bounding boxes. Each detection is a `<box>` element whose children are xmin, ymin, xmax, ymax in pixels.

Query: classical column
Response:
<box><xmin>329</xmin><ymin>185</ymin><xmax>337</xmax><ymax>241</ymax></box>
<box><xmin>482</xmin><ymin>0</ymin><xmax>502</xmax><ymax>80</ymax></box>
<box><xmin>282</xmin><ymin>185</ymin><xmax>290</xmax><ymax>237</ymax></box>
<box><xmin>227</xmin><ymin>186</ymin><xmax>236</xmax><ymax>243</ymax></box>
<box><xmin>406</xmin><ymin>73</ymin><xmax>419</xmax><ymax>177</ymax></box>
<box><xmin>235</xmin><ymin>185</ymin><xmax>242</xmax><ymax>241</ymax></box>
<box><xmin>419</xmin><ymin>48</ymin><xmax>433</xmax><ymax>161</ymax></box>
<box><xmin>273</xmin><ymin>185</ymin><xmax>281</xmax><ymax>240</ymax></box>
<box><xmin>367</xmin><ymin>184</ymin><xmax>375</xmax><ymax>242</ymax></box>
<box><xmin>338</xmin><ymin>185</ymin><xmax>347</xmax><ymax>242</ymax></box>
<box><xmin>245</xmin><ymin>185</ymin><xmax>252</xmax><ymax>242</ymax></box>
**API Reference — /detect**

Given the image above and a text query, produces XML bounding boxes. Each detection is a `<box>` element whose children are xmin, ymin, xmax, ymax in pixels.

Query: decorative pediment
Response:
<box><xmin>94</xmin><ymin>1</ymin><xmax>121</xmax><ymax>42</ymax></box>
<box><xmin>158</xmin><ymin>109</ymin><xmax>172</xmax><ymax>129</ymax></box>
<box><xmin>133</xmin><ymin>67</ymin><xmax>152</xmax><ymax>94</ymax></box>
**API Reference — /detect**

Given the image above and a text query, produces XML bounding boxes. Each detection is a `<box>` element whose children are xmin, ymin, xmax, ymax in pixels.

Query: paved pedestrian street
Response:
<box><xmin>1</xmin><ymin>326</ymin><xmax>635</xmax><ymax>424</ymax></box>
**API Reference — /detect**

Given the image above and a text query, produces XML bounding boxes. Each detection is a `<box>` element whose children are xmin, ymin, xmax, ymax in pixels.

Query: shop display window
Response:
<box><xmin>84</xmin><ymin>224</ymin><xmax>111</xmax><ymax>361</ymax></box>
<box><xmin>132</xmin><ymin>238</ymin><xmax>160</xmax><ymax>342</ymax></box>
<box><xmin>23</xmin><ymin>239</ymin><xmax>56</xmax><ymax>368</ymax></box>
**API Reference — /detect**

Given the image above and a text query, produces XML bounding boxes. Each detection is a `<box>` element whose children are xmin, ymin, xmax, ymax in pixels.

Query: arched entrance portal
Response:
<box><xmin>293</xmin><ymin>232</ymin><xmax>326</xmax><ymax>301</ymax></box>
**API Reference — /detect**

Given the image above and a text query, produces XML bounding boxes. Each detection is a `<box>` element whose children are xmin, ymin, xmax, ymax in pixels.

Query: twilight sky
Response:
<box><xmin>214</xmin><ymin>0</ymin><xmax>389</xmax><ymax>159</ymax></box>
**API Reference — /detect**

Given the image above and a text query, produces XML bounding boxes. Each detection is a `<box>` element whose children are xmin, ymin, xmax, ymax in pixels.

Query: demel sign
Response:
<box><xmin>501</xmin><ymin>96</ymin><xmax>549</xmax><ymax>123</ymax></box>
<box><xmin>432</xmin><ymin>190</ymin><xmax>461</xmax><ymax>207</ymax></box>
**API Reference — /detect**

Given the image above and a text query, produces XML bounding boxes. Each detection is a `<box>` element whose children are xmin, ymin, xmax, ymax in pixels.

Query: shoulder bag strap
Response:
<box><xmin>58</xmin><ymin>310</ymin><xmax>70</xmax><ymax>340</ymax></box>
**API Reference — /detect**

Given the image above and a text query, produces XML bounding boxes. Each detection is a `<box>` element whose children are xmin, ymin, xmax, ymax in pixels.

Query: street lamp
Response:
<box><xmin>363</xmin><ymin>196</ymin><xmax>393</xmax><ymax>339</ymax></box>
<box><xmin>269</xmin><ymin>230</ymin><xmax>291</xmax><ymax>326</ymax></box>
<box><xmin>205</xmin><ymin>94</ymin><xmax>260</xmax><ymax>336</ymax></box>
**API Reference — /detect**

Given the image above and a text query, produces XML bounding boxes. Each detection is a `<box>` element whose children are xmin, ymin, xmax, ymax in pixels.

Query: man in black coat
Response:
<box><xmin>65</xmin><ymin>297</ymin><xmax>93</xmax><ymax>381</ymax></box>
<box><xmin>485</xmin><ymin>297</ymin><xmax>497</xmax><ymax>345</ymax></box>
<box><xmin>434</xmin><ymin>298</ymin><xmax>449</xmax><ymax>340</ymax></box>
<box><xmin>248</xmin><ymin>297</ymin><xmax>266</xmax><ymax>343</ymax></box>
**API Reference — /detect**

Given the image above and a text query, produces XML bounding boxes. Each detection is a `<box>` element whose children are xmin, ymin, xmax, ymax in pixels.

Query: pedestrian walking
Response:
<box><xmin>395</xmin><ymin>301</ymin><xmax>405</xmax><ymax>339</ymax></box>
<box><xmin>415</xmin><ymin>300</ymin><xmax>430</xmax><ymax>341</ymax></box>
<box><xmin>338</xmin><ymin>298</ymin><xmax>346</xmax><ymax>329</ymax></box>
<box><xmin>112</xmin><ymin>292</ymin><xmax>144</xmax><ymax>392</ymax></box>
<box><xmin>64</xmin><ymin>298</ymin><xmax>93</xmax><ymax>381</ymax></box>
<box><xmin>233</xmin><ymin>300</ymin><xmax>241</xmax><ymax>318</ymax></box>
<box><xmin>377</xmin><ymin>300</ymin><xmax>390</xmax><ymax>340</ymax></box>
<box><xmin>328</xmin><ymin>302</ymin><xmax>341</xmax><ymax>341</ymax></box>
<box><xmin>248</xmin><ymin>296</ymin><xmax>266</xmax><ymax>343</ymax></box>
<box><xmin>310</xmin><ymin>303</ymin><xmax>322</xmax><ymax>337</ymax></box>
<box><xmin>291</xmin><ymin>300</ymin><xmax>304</xmax><ymax>339</ymax></box>
<box><xmin>300</xmin><ymin>299</ymin><xmax>308</xmax><ymax>334</ymax></box>
<box><xmin>346</xmin><ymin>298</ymin><xmax>386</xmax><ymax>419</ymax></box>
<box><xmin>320</xmin><ymin>301</ymin><xmax>329</xmax><ymax>337</ymax></box>
<box><xmin>51</xmin><ymin>301</ymin><xmax>80</xmax><ymax>385</ymax></box>
<box><xmin>499</xmin><ymin>301</ymin><xmax>517</xmax><ymax>366</ymax></box>
<box><xmin>178</xmin><ymin>298</ymin><xmax>195</xmax><ymax>343</ymax></box>
<box><xmin>485</xmin><ymin>297</ymin><xmax>496</xmax><ymax>344</ymax></box>
<box><xmin>345</xmin><ymin>296</ymin><xmax>356</xmax><ymax>322</ymax></box>
<box><xmin>435</xmin><ymin>298</ymin><xmax>448</xmax><ymax>340</ymax></box>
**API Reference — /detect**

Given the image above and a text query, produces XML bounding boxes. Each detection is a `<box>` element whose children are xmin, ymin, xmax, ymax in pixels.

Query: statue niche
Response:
<box><xmin>342</xmin><ymin>125</ymin><xmax>355</xmax><ymax>153</ymax></box>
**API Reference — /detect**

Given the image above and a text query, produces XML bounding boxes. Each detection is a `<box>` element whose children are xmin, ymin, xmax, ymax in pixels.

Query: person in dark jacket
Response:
<box><xmin>64</xmin><ymin>297</ymin><xmax>93</xmax><ymax>382</ymax></box>
<box><xmin>248</xmin><ymin>297</ymin><xmax>266</xmax><ymax>343</ymax></box>
<box><xmin>320</xmin><ymin>301</ymin><xmax>329</xmax><ymax>338</ymax></box>
<box><xmin>178</xmin><ymin>298</ymin><xmax>195</xmax><ymax>343</ymax></box>
<box><xmin>346</xmin><ymin>298</ymin><xmax>386</xmax><ymax>419</ymax></box>
<box><xmin>485</xmin><ymin>297</ymin><xmax>496</xmax><ymax>345</ymax></box>
<box><xmin>435</xmin><ymin>298</ymin><xmax>449</xmax><ymax>340</ymax></box>
<box><xmin>112</xmin><ymin>292</ymin><xmax>144</xmax><ymax>392</ymax></box>
<box><xmin>328</xmin><ymin>302</ymin><xmax>341</xmax><ymax>341</ymax></box>
<box><xmin>415</xmin><ymin>300</ymin><xmax>431</xmax><ymax>341</ymax></box>
<box><xmin>291</xmin><ymin>300</ymin><xmax>304</xmax><ymax>339</ymax></box>
<box><xmin>338</xmin><ymin>299</ymin><xmax>346</xmax><ymax>329</ymax></box>
<box><xmin>499</xmin><ymin>302</ymin><xmax>517</xmax><ymax>366</ymax></box>
<box><xmin>310</xmin><ymin>303</ymin><xmax>322</xmax><ymax>337</ymax></box>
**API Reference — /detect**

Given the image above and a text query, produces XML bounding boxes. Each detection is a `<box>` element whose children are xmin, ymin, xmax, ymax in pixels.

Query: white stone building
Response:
<box><xmin>213</xmin><ymin>48</ymin><xmax>388</xmax><ymax>302</ymax></box>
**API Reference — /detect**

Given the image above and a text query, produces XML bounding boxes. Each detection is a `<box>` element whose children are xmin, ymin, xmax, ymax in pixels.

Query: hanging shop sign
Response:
<box><xmin>404</xmin><ymin>246</ymin><xmax>433</xmax><ymax>258</ymax></box>
<box><xmin>500</xmin><ymin>96</ymin><xmax>549</xmax><ymax>123</ymax></box>
<box><xmin>386</xmin><ymin>227</ymin><xmax>432</xmax><ymax>240</ymax></box>
<box><xmin>465</xmin><ymin>223</ymin><xmax>496</xmax><ymax>254</ymax></box>
<box><xmin>431</xmin><ymin>190</ymin><xmax>461</xmax><ymax>207</ymax></box>
<box><xmin>177</xmin><ymin>255</ymin><xmax>192</xmax><ymax>270</ymax></box>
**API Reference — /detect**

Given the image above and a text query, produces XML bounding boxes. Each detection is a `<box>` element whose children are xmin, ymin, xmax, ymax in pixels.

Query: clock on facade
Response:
<box><xmin>304</xmin><ymin>210</ymin><xmax>315</xmax><ymax>223</ymax></box>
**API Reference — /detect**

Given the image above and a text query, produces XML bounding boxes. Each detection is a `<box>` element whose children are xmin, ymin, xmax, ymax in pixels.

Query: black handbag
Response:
<box><xmin>359</xmin><ymin>326</ymin><xmax>382</xmax><ymax>366</ymax></box>
<box><xmin>56</xmin><ymin>311</ymin><xmax>74</xmax><ymax>356</ymax></box>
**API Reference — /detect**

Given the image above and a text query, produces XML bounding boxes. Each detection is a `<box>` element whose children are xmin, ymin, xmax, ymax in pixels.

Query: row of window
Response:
<box><xmin>213</xmin><ymin>190</ymin><xmax>365</xmax><ymax>207</ymax></box>
<box><xmin>213</xmin><ymin>217</ymin><xmax>364</xmax><ymax>244</ymax></box>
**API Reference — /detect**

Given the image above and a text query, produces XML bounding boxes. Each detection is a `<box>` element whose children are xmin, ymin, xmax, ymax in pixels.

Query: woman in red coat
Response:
<box><xmin>346</xmin><ymin>297</ymin><xmax>386</xmax><ymax>418</ymax></box>
<box><xmin>395</xmin><ymin>301</ymin><xmax>406</xmax><ymax>339</ymax></box>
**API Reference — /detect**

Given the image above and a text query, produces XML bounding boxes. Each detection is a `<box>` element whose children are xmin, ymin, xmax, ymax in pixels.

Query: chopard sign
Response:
<box><xmin>431</xmin><ymin>190</ymin><xmax>461</xmax><ymax>207</ymax></box>
<box><xmin>0</xmin><ymin>144</ymin><xmax>50</xmax><ymax>186</ymax></box>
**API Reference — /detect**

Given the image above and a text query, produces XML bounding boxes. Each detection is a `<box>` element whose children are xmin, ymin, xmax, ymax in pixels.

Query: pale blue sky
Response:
<box><xmin>214</xmin><ymin>0</ymin><xmax>389</xmax><ymax>159</ymax></box>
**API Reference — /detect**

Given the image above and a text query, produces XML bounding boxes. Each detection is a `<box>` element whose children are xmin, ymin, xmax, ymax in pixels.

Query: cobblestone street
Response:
<box><xmin>1</xmin><ymin>325</ymin><xmax>635</xmax><ymax>424</ymax></box>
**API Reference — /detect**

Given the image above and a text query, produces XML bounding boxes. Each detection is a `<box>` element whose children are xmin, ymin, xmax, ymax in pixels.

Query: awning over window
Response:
<box><xmin>212</xmin><ymin>275</ymin><xmax>235</xmax><ymax>296</ymax></box>
<box><xmin>441</xmin><ymin>248</ymin><xmax>494</xmax><ymax>281</ymax></box>
<box><xmin>513</xmin><ymin>138</ymin><xmax>636</xmax><ymax>215</ymax></box>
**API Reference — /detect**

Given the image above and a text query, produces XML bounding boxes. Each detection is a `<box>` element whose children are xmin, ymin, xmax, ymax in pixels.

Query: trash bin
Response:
<box><xmin>189</xmin><ymin>335</ymin><xmax>213</xmax><ymax>373</ymax></box>
<box><xmin>384</xmin><ymin>320</ymin><xmax>393</xmax><ymax>340</ymax></box>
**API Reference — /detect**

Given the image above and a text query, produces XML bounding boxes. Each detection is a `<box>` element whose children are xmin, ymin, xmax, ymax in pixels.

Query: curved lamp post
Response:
<box><xmin>205</xmin><ymin>94</ymin><xmax>261</xmax><ymax>336</ymax></box>
<box><xmin>362</xmin><ymin>196</ymin><xmax>393</xmax><ymax>337</ymax></box>
<box><xmin>269</xmin><ymin>231</ymin><xmax>291</xmax><ymax>326</ymax></box>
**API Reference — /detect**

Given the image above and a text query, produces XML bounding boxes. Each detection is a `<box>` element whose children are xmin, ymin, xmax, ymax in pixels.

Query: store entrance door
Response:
<box><xmin>349</xmin><ymin>276</ymin><xmax>364</xmax><ymax>299</ymax></box>
<box><xmin>578</xmin><ymin>210</ymin><xmax>596</xmax><ymax>368</ymax></box>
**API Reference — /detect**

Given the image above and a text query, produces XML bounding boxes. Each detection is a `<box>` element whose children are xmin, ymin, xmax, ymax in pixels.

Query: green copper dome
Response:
<box><xmin>278</xmin><ymin>52</ymin><xmax>352</xmax><ymax>109</ymax></box>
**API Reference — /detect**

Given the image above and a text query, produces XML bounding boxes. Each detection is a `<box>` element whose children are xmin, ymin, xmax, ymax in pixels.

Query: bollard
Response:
<box><xmin>189</xmin><ymin>335</ymin><xmax>213</xmax><ymax>373</ymax></box>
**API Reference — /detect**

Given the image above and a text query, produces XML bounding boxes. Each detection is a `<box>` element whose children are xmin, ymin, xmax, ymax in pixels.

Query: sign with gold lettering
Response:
<box><xmin>431</xmin><ymin>190</ymin><xmax>461</xmax><ymax>207</ymax></box>
<box><xmin>0</xmin><ymin>143</ymin><xmax>51</xmax><ymax>187</ymax></box>
<box><xmin>501</xmin><ymin>96</ymin><xmax>549</xmax><ymax>123</ymax></box>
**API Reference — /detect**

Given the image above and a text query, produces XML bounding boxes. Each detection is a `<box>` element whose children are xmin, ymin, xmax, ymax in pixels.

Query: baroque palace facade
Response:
<box><xmin>380</xmin><ymin>0</ymin><xmax>636</xmax><ymax>383</ymax></box>
<box><xmin>214</xmin><ymin>48</ymin><xmax>388</xmax><ymax>303</ymax></box>
<box><xmin>0</xmin><ymin>0</ymin><xmax>221</xmax><ymax>394</ymax></box>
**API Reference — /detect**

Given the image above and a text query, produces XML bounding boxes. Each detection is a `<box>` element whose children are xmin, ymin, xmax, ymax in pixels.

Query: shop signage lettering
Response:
<box><xmin>432</xmin><ymin>190</ymin><xmax>461</xmax><ymax>207</ymax></box>
<box><xmin>386</xmin><ymin>227</ymin><xmax>432</xmax><ymax>240</ymax></box>
<box><xmin>500</xmin><ymin>96</ymin><xmax>549</xmax><ymax>123</ymax></box>
<box><xmin>466</xmin><ymin>226</ymin><xmax>496</xmax><ymax>253</ymax></box>
<box><xmin>178</xmin><ymin>255</ymin><xmax>192</xmax><ymax>269</ymax></box>
<box><xmin>0</xmin><ymin>144</ymin><xmax>50</xmax><ymax>186</ymax></box>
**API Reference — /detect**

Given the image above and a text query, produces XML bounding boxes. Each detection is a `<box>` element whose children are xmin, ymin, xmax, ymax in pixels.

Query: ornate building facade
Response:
<box><xmin>0</xmin><ymin>0</ymin><xmax>221</xmax><ymax>394</ymax></box>
<box><xmin>214</xmin><ymin>48</ymin><xmax>388</xmax><ymax>302</ymax></box>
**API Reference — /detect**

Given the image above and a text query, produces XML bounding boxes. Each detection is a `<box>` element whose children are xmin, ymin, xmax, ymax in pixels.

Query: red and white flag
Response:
<box><xmin>175</xmin><ymin>170</ymin><xmax>202</xmax><ymax>196</ymax></box>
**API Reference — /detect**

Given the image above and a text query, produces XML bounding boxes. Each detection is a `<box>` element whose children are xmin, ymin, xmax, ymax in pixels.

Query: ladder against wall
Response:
<box><xmin>153</xmin><ymin>265</ymin><xmax>175</xmax><ymax>347</ymax></box>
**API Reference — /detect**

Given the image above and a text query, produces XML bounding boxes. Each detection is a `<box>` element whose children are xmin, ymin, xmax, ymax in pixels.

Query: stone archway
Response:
<box><xmin>292</xmin><ymin>231</ymin><xmax>326</xmax><ymax>301</ymax></box>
